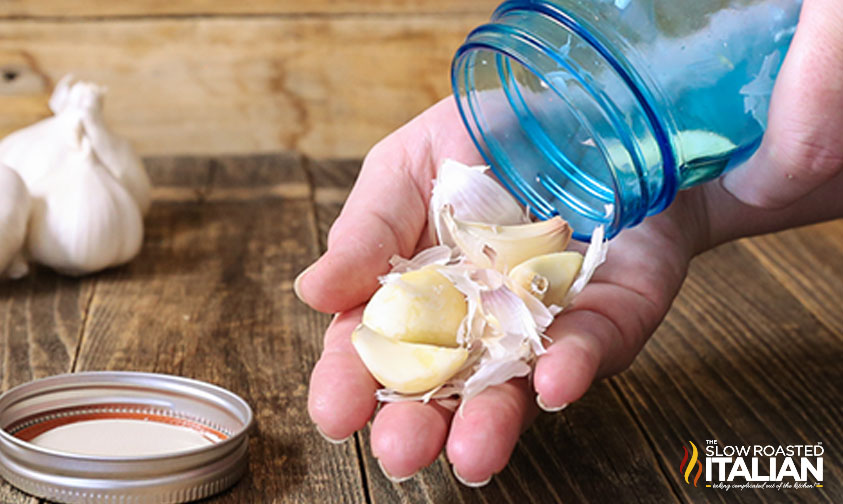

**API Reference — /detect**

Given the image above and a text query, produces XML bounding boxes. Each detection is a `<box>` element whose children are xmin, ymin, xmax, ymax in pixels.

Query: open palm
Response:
<box><xmin>298</xmin><ymin>97</ymin><xmax>708</xmax><ymax>484</ymax></box>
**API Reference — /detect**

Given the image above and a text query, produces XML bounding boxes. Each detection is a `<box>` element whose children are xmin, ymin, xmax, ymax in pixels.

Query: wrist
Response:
<box><xmin>701</xmin><ymin>171</ymin><xmax>843</xmax><ymax>249</ymax></box>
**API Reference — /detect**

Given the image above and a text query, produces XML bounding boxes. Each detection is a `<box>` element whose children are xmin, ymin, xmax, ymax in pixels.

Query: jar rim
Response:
<box><xmin>453</xmin><ymin>0</ymin><xmax>678</xmax><ymax>239</ymax></box>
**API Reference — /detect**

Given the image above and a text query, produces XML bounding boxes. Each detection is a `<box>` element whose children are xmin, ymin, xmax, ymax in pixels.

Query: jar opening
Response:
<box><xmin>452</xmin><ymin>1</ymin><xmax>676</xmax><ymax>239</ymax></box>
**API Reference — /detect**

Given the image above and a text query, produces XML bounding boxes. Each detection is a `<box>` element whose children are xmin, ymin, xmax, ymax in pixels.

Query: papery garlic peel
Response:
<box><xmin>0</xmin><ymin>164</ymin><xmax>31</xmax><ymax>279</ymax></box>
<box><xmin>444</xmin><ymin>209</ymin><xmax>572</xmax><ymax>272</ymax></box>
<box><xmin>430</xmin><ymin>159</ymin><xmax>529</xmax><ymax>246</ymax></box>
<box><xmin>350</xmin><ymin>159</ymin><xmax>608</xmax><ymax>406</ymax></box>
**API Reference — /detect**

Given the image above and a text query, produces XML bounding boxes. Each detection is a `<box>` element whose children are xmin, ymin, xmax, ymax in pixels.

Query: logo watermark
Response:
<box><xmin>679</xmin><ymin>440</ymin><xmax>824</xmax><ymax>491</ymax></box>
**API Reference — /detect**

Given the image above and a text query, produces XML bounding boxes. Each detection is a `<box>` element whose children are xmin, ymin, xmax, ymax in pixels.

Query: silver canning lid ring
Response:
<box><xmin>0</xmin><ymin>371</ymin><xmax>254</xmax><ymax>504</ymax></box>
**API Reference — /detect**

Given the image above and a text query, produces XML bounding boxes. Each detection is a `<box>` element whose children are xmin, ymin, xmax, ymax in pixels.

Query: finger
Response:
<box><xmin>370</xmin><ymin>401</ymin><xmax>453</xmax><ymax>482</ymax></box>
<box><xmin>295</xmin><ymin>147</ymin><xmax>430</xmax><ymax>313</ymax></box>
<box><xmin>446</xmin><ymin>378</ymin><xmax>537</xmax><ymax>486</ymax></box>
<box><xmin>534</xmin><ymin>277</ymin><xmax>673</xmax><ymax>410</ymax></box>
<box><xmin>307</xmin><ymin>307</ymin><xmax>378</xmax><ymax>442</ymax></box>
<box><xmin>295</xmin><ymin>97</ymin><xmax>486</xmax><ymax>314</ymax></box>
<box><xmin>722</xmin><ymin>0</ymin><xmax>843</xmax><ymax>208</ymax></box>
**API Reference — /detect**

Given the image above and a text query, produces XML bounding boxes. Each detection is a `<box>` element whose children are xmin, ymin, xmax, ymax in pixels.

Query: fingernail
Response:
<box><xmin>452</xmin><ymin>465</ymin><xmax>492</xmax><ymax>488</ymax></box>
<box><xmin>536</xmin><ymin>395</ymin><xmax>569</xmax><ymax>413</ymax></box>
<box><xmin>377</xmin><ymin>458</ymin><xmax>414</xmax><ymax>483</ymax></box>
<box><xmin>294</xmin><ymin>263</ymin><xmax>316</xmax><ymax>302</ymax></box>
<box><xmin>315</xmin><ymin>424</ymin><xmax>350</xmax><ymax>445</ymax></box>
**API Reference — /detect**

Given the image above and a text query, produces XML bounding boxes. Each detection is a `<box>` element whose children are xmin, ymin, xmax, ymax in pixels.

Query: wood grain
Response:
<box><xmin>0</xmin><ymin>272</ymin><xmax>94</xmax><ymax>502</ymax></box>
<box><xmin>0</xmin><ymin>1</ymin><xmax>499</xmax><ymax>18</ymax></box>
<box><xmin>68</xmin><ymin>155</ymin><xmax>366</xmax><ymax>503</ymax></box>
<box><xmin>614</xmin><ymin>238</ymin><xmax>842</xmax><ymax>503</ymax></box>
<box><xmin>306</xmin><ymin>158</ymin><xmax>360</xmax><ymax>251</ymax></box>
<box><xmin>0</xmin><ymin>15</ymin><xmax>484</xmax><ymax>159</ymax></box>
<box><xmin>0</xmin><ymin>154</ymin><xmax>840</xmax><ymax>503</ymax></box>
<box><xmin>740</xmin><ymin>220</ymin><xmax>843</xmax><ymax>337</ymax></box>
<box><xmin>358</xmin><ymin>382</ymin><xmax>685</xmax><ymax>504</ymax></box>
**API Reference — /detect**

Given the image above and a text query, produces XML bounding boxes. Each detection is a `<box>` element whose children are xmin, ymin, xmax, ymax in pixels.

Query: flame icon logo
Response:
<box><xmin>680</xmin><ymin>441</ymin><xmax>703</xmax><ymax>486</ymax></box>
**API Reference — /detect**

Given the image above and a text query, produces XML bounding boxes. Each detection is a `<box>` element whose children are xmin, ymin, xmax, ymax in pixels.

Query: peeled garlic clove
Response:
<box><xmin>443</xmin><ymin>207</ymin><xmax>572</xmax><ymax>272</ymax></box>
<box><xmin>352</xmin><ymin>325</ymin><xmax>469</xmax><ymax>394</ymax></box>
<box><xmin>0</xmin><ymin>164</ymin><xmax>31</xmax><ymax>279</ymax></box>
<box><xmin>363</xmin><ymin>267</ymin><xmax>467</xmax><ymax>348</ymax></box>
<box><xmin>27</xmin><ymin>136</ymin><xmax>143</xmax><ymax>276</ymax></box>
<box><xmin>509</xmin><ymin>252</ymin><xmax>584</xmax><ymax>307</ymax></box>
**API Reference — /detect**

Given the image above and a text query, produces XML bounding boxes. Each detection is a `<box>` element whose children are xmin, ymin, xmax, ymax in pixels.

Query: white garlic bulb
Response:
<box><xmin>27</xmin><ymin>130</ymin><xmax>143</xmax><ymax>276</ymax></box>
<box><xmin>0</xmin><ymin>74</ymin><xmax>151</xmax><ymax>214</ymax></box>
<box><xmin>0</xmin><ymin>164</ymin><xmax>31</xmax><ymax>279</ymax></box>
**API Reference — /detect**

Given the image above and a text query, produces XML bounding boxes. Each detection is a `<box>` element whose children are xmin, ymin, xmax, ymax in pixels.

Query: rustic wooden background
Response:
<box><xmin>0</xmin><ymin>0</ymin><xmax>498</xmax><ymax>159</ymax></box>
<box><xmin>0</xmin><ymin>1</ymin><xmax>841</xmax><ymax>503</ymax></box>
<box><xmin>0</xmin><ymin>156</ymin><xmax>840</xmax><ymax>503</ymax></box>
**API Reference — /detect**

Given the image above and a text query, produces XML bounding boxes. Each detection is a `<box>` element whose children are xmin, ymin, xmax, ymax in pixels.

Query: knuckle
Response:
<box><xmin>778</xmin><ymin>133</ymin><xmax>843</xmax><ymax>181</ymax></box>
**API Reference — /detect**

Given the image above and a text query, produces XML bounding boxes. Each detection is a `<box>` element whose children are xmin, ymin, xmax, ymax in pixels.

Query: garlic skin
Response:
<box><xmin>0</xmin><ymin>75</ymin><xmax>151</xmax><ymax>214</ymax></box>
<box><xmin>442</xmin><ymin>207</ymin><xmax>572</xmax><ymax>272</ymax></box>
<box><xmin>27</xmin><ymin>135</ymin><xmax>143</xmax><ymax>276</ymax></box>
<box><xmin>363</xmin><ymin>267</ymin><xmax>467</xmax><ymax>348</ymax></box>
<box><xmin>429</xmin><ymin>159</ymin><xmax>529</xmax><ymax>246</ymax></box>
<box><xmin>354</xmin><ymin>159</ymin><xmax>609</xmax><ymax>407</ymax></box>
<box><xmin>0</xmin><ymin>164</ymin><xmax>31</xmax><ymax>279</ymax></box>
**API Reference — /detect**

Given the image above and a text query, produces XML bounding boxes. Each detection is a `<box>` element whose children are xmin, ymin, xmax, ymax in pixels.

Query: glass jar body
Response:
<box><xmin>452</xmin><ymin>0</ymin><xmax>802</xmax><ymax>239</ymax></box>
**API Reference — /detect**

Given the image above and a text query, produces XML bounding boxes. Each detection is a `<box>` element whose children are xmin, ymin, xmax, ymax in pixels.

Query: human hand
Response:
<box><xmin>297</xmin><ymin>97</ymin><xmax>709</xmax><ymax>485</ymax></box>
<box><xmin>722</xmin><ymin>0</ymin><xmax>843</xmax><ymax>209</ymax></box>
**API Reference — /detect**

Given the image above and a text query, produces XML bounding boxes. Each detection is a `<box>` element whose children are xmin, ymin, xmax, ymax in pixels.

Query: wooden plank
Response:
<box><xmin>0</xmin><ymin>1</ymin><xmax>499</xmax><ymax>18</ymax></box>
<box><xmin>305</xmin><ymin>161</ymin><xmax>683</xmax><ymax>503</ymax></box>
<box><xmin>358</xmin><ymin>381</ymin><xmax>685</xmax><ymax>504</ymax></box>
<box><xmin>613</xmin><ymin>240</ymin><xmax>842</xmax><ymax>503</ymax></box>
<box><xmin>306</xmin><ymin>159</ymin><xmax>360</xmax><ymax>251</ymax></box>
<box><xmin>68</xmin><ymin>155</ymin><xmax>368</xmax><ymax>503</ymax></box>
<box><xmin>740</xmin><ymin>220</ymin><xmax>843</xmax><ymax>337</ymax></box>
<box><xmin>0</xmin><ymin>15</ymin><xmax>485</xmax><ymax>159</ymax></box>
<box><xmin>0</xmin><ymin>243</ymin><xmax>97</xmax><ymax>503</ymax></box>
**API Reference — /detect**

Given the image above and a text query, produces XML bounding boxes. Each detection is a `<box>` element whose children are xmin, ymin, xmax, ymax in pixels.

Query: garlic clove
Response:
<box><xmin>0</xmin><ymin>164</ymin><xmax>31</xmax><ymax>279</ymax></box>
<box><xmin>26</xmin><ymin>135</ymin><xmax>143</xmax><ymax>276</ymax></box>
<box><xmin>509</xmin><ymin>252</ymin><xmax>584</xmax><ymax>307</ymax></box>
<box><xmin>429</xmin><ymin>159</ymin><xmax>529</xmax><ymax>246</ymax></box>
<box><xmin>352</xmin><ymin>325</ymin><xmax>469</xmax><ymax>394</ymax></box>
<box><xmin>442</xmin><ymin>207</ymin><xmax>572</xmax><ymax>272</ymax></box>
<box><xmin>363</xmin><ymin>267</ymin><xmax>467</xmax><ymax>348</ymax></box>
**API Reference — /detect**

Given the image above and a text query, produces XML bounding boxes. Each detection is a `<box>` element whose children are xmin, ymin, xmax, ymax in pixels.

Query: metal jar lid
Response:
<box><xmin>0</xmin><ymin>371</ymin><xmax>253</xmax><ymax>504</ymax></box>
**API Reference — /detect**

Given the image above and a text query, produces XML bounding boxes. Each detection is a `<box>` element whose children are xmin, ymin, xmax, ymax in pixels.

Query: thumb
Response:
<box><xmin>722</xmin><ymin>0</ymin><xmax>843</xmax><ymax>208</ymax></box>
<box><xmin>295</xmin><ymin>146</ymin><xmax>429</xmax><ymax>314</ymax></box>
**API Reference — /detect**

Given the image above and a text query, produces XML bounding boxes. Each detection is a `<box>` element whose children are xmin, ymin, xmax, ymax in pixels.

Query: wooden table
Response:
<box><xmin>1</xmin><ymin>155</ymin><xmax>840</xmax><ymax>503</ymax></box>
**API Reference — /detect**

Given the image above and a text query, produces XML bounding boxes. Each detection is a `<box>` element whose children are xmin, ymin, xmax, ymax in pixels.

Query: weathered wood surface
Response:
<box><xmin>0</xmin><ymin>1</ymin><xmax>497</xmax><ymax>18</ymax></box>
<box><xmin>0</xmin><ymin>2</ymin><xmax>498</xmax><ymax>159</ymax></box>
<box><xmin>0</xmin><ymin>155</ymin><xmax>840</xmax><ymax>503</ymax></box>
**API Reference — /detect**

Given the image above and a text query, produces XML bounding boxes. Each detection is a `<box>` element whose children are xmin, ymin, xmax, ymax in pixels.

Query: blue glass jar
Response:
<box><xmin>452</xmin><ymin>0</ymin><xmax>802</xmax><ymax>239</ymax></box>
